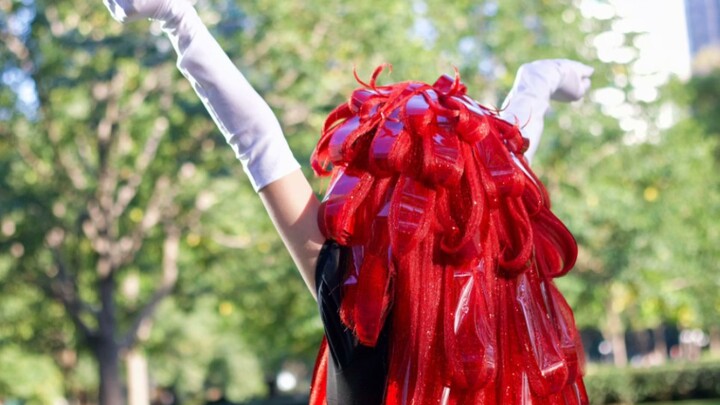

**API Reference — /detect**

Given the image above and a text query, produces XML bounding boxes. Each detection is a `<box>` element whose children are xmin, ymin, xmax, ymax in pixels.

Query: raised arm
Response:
<box><xmin>500</xmin><ymin>59</ymin><xmax>594</xmax><ymax>163</ymax></box>
<box><xmin>103</xmin><ymin>0</ymin><xmax>324</xmax><ymax>296</ymax></box>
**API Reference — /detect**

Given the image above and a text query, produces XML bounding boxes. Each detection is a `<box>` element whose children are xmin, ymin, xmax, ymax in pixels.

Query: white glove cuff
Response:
<box><xmin>499</xmin><ymin>62</ymin><xmax>559</xmax><ymax>163</ymax></box>
<box><xmin>499</xmin><ymin>92</ymin><xmax>550</xmax><ymax>163</ymax></box>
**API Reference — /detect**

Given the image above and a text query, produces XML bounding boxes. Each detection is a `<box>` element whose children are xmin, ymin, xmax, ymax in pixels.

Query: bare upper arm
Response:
<box><xmin>258</xmin><ymin>169</ymin><xmax>325</xmax><ymax>299</ymax></box>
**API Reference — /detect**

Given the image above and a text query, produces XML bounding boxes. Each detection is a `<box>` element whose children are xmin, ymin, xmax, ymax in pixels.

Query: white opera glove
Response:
<box><xmin>500</xmin><ymin>59</ymin><xmax>594</xmax><ymax>164</ymax></box>
<box><xmin>104</xmin><ymin>0</ymin><xmax>300</xmax><ymax>191</ymax></box>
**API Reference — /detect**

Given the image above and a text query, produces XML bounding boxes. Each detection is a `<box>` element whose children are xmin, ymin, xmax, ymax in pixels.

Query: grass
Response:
<box><xmin>638</xmin><ymin>400</ymin><xmax>720</xmax><ymax>405</ymax></box>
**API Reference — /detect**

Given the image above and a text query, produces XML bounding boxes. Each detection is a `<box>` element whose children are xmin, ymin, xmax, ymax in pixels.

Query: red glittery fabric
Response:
<box><xmin>309</xmin><ymin>66</ymin><xmax>588</xmax><ymax>405</ymax></box>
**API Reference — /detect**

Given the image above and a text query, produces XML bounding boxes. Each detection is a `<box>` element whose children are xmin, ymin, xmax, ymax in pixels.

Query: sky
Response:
<box><xmin>581</xmin><ymin>0</ymin><xmax>691</xmax><ymax>80</ymax></box>
<box><xmin>619</xmin><ymin>0</ymin><xmax>691</xmax><ymax>79</ymax></box>
<box><xmin>580</xmin><ymin>0</ymin><xmax>691</xmax><ymax>140</ymax></box>
<box><xmin>1</xmin><ymin>0</ymin><xmax>694</xmax><ymax>124</ymax></box>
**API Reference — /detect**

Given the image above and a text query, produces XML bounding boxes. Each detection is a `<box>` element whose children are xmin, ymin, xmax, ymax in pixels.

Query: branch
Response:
<box><xmin>120</xmin><ymin>223</ymin><xmax>181</xmax><ymax>350</ymax></box>
<box><xmin>15</xmin><ymin>140</ymin><xmax>52</xmax><ymax>177</ymax></box>
<box><xmin>242</xmin><ymin>35</ymin><xmax>273</xmax><ymax>67</ymax></box>
<box><xmin>0</xmin><ymin>31</ymin><xmax>34</xmax><ymax>72</ymax></box>
<box><xmin>115</xmin><ymin>175</ymin><xmax>174</xmax><ymax>267</ymax></box>
<box><xmin>112</xmin><ymin>65</ymin><xmax>175</xmax><ymax>220</ymax></box>
<box><xmin>46</xmin><ymin>123</ymin><xmax>90</xmax><ymax>190</ymax></box>
<box><xmin>116</xmin><ymin>64</ymin><xmax>171</xmax><ymax>122</ymax></box>
<box><xmin>84</xmin><ymin>200</ymin><xmax>111</xmax><ymax>256</ymax></box>
<box><xmin>57</xmin><ymin>150</ymin><xmax>90</xmax><ymax>190</ymax></box>
<box><xmin>112</xmin><ymin>116</ymin><xmax>168</xmax><ymax>219</ymax></box>
<box><xmin>96</xmin><ymin>71</ymin><xmax>126</xmax><ymax>220</ymax></box>
<box><xmin>114</xmin><ymin>121</ymin><xmax>212</xmax><ymax>266</ymax></box>
<box><xmin>211</xmin><ymin>231</ymin><xmax>252</xmax><ymax>249</ymax></box>
<box><xmin>46</xmin><ymin>247</ymin><xmax>96</xmax><ymax>340</ymax></box>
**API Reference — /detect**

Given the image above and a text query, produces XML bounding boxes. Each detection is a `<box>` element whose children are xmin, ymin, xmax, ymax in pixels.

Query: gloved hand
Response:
<box><xmin>500</xmin><ymin>59</ymin><xmax>594</xmax><ymax>163</ymax></box>
<box><xmin>103</xmin><ymin>0</ymin><xmax>300</xmax><ymax>191</ymax></box>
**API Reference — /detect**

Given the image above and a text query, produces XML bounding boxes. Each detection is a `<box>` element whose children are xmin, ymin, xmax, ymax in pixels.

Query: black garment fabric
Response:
<box><xmin>315</xmin><ymin>240</ymin><xmax>390</xmax><ymax>405</ymax></box>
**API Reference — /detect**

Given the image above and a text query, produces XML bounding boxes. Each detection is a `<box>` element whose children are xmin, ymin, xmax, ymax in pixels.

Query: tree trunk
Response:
<box><xmin>653</xmin><ymin>324</ymin><xmax>667</xmax><ymax>364</ymax></box>
<box><xmin>95</xmin><ymin>337</ymin><xmax>124</xmax><ymax>405</ymax></box>
<box><xmin>127</xmin><ymin>349</ymin><xmax>150</xmax><ymax>405</ymax></box>
<box><xmin>97</xmin><ymin>268</ymin><xmax>123</xmax><ymax>405</ymax></box>
<box><xmin>710</xmin><ymin>326</ymin><xmax>720</xmax><ymax>358</ymax></box>
<box><xmin>610</xmin><ymin>329</ymin><xmax>628</xmax><ymax>367</ymax></box>
<box><xmin>606</xmin><ymin>299</ymin><xmax>628</xmax><ymax>367</ymax></box>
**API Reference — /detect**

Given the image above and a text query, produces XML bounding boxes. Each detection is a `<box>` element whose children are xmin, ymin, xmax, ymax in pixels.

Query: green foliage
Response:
<box><xmin>557</xmin><ymin>116</ymin><xmax>720</xmax><ymax>330</ymax></box>
<box><xmin>2</xmin><ymin>0</ymin><xmax>319</xmax><ymax>400</ymax></box>
<box><xmin>145</xmin><ymin>298</ymin><xmax>267</xmax><ymax>402</ymax></box>
<box><xmin>585</xmin><ymin>360</ymin><xmax>720</xmax><ymax>404</ymax></box>
<box><xmin>684</xmin><ymin>70</ymin><xmax>720</xmax><ymax>136</ymax></box>
<box><xmin>0</xmin><ymin>345</ymin><xmax>64</xmax><ymax>404</ymax></box>
<box><xmin>3</xmin><ymin>0</ymin><xmax>718</xmax><ymax>401</ymax></box>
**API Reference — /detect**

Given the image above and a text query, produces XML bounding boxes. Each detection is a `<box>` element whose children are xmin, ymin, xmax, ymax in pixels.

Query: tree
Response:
<box><xmin>2</xmin><ymin>0</ymin><xmax>650</xmax><ymax>401</ymax></box>
<box><xmin>548</xmin><ymin>65</ymin><xmax>720</xmax><ymax>366</ymax></box>
<box><xmin>0</xmin><ymin>0</ymin><xmax>266</xmax><ymax>402</ymax></box>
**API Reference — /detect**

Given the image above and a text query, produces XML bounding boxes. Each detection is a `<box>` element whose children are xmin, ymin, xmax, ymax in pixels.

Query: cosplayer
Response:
<box><xmin>104</xmin><ymin>1</ymin><xmax>594</xmax><ymax>404</ymax></box>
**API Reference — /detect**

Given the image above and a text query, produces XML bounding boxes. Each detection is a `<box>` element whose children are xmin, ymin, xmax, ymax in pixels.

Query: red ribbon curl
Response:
<box><xmin>309</xmin><ymin>67</ymin><xmax>587</xmax><ymax>405</ymax></box>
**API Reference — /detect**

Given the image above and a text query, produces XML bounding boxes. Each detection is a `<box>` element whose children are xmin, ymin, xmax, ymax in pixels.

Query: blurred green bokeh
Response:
<box><xmin>0</xmin><ymin>0</ymin><xmax>718</xmax><ymax>403</ymax></box>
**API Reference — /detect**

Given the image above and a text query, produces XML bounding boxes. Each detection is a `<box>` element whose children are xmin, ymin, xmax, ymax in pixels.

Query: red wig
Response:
<box><xmin>310</xmin><ymin>66</ymin><xmax>587</xmax><ymax>404</ymax></box>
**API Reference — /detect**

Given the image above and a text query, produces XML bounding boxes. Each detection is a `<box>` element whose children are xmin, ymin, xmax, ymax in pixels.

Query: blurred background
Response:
<box><xmin>1</xmin><ymin>0</ymin><xmax>719</xmax><ymax>404</ymax></box>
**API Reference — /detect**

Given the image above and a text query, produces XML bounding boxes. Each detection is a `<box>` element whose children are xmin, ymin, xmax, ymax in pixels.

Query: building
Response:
<box><xmin>685</xmin><ymin>0</ymin><xmax>720</xmax><ymax>56</ymax></box>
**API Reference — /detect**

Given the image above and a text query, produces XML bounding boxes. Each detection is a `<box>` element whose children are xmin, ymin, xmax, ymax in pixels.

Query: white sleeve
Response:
<box><xmin>163</xmin><ymin>6</ymin><xmax>300</xmax><ymax>190</ymax></box>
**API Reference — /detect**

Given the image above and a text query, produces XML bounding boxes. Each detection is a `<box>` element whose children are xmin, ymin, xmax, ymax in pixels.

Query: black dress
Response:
<box><xmin>315</xmin><ymin>240</ymin><xmax>390</xmax><ymax>405</ymax></box>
